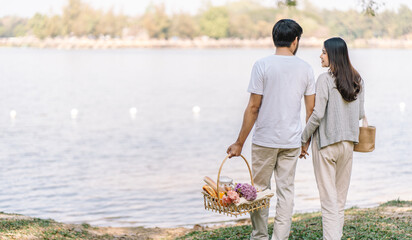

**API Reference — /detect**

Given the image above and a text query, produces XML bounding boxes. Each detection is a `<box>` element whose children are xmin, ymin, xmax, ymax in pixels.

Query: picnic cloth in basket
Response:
<box><xmin>234</xmin><ymin>189</ymin><xmax>274</xmax><ymax>207</ymax></box>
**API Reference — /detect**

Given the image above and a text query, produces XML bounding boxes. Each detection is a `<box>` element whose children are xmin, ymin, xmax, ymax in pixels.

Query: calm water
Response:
<box><xmin>0</xmin><ymin>48</ymin><xmax>411</xmax><ymax>228</ymax></box>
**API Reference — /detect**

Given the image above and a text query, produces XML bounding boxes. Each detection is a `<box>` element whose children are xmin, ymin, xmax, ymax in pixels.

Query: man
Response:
<box><xmin>226</xmin><ymin>19</ymin><xmax>315</xmax><ymax>240</ymax></box>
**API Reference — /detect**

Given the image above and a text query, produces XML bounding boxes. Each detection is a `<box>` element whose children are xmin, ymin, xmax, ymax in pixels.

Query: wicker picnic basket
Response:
<box><xmin>202</xmin><ymin>154</ymin><xmax>273</xmax><ymax>217</ymax></box>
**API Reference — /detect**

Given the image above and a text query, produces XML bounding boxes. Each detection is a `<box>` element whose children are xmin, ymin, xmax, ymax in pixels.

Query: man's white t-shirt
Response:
<box><xmin>247</xmin><ymin>55</ymin><xmax>315</xmax><ymax>149</ymax></box>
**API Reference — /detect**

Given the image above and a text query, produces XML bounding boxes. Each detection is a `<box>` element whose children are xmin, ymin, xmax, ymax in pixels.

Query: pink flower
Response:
<box><xmin>227</xmin><ymin>190</ymin><xmax>240</xmax><ymax>204</ymax></box>
<box><xmin>221</xmin><ymin>195</ymin><xmax>232</xmax><ymax>204</ymax></box>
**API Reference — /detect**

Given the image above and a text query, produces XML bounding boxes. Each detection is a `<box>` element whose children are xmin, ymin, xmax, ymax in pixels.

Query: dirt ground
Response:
<box><xmin>84</xmin><ymin>218</ymin><xmax>253</xmax><ymax>239</ymax></box>
<box><xmin>0</xmin><ymin>213</ymin><xmax>251</xmax><ymax>240</ymax></box>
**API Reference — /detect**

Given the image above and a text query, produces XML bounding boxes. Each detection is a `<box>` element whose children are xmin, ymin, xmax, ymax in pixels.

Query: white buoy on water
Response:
<box><xmin>192</xmin><ymin>105</ymin><xmax>201</xmax><ymax>114</ymax></box>
<box><xmin>129</xmin><ymin>107</ymin><xmax>137</xmax><ymax>119</ymax></box>
<box><xmin>71</xmin><ymin>108</ymin><xmax>79</xmax><ymax>119</ymax></box>
<box><xmin>10</xmin><ymin>110</ymin><xmax>17</xmax><ymax>119</ymax></box>
<box><xmin>400</xmin><ymin>102</ymin><xmax>406</xmax><ymax>112</ymax></box>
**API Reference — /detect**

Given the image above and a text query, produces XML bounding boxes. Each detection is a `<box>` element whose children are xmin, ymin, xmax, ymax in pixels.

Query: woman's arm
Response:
<box><xmin>359</xmin><ymin>80</ymin><xmax>365</xmax><ymax>120</ymax></box>
<box><xmin>301</xmin><ymin>75</ymin><xmax>329</xmax><ymax>145</ymax></box>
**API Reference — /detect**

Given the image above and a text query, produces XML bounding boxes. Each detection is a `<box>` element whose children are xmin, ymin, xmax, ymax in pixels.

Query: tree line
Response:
<box><xmin>0</xmin><ymin>0</ymin><xmax>411</xmax><ymax>40</ymax></box>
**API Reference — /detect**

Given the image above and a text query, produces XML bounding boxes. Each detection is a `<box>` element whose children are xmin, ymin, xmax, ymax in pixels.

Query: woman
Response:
<box><xmin>300</xmin><ymin>37</ymin><xmax>365</xmax><ymax>240</ymax></box>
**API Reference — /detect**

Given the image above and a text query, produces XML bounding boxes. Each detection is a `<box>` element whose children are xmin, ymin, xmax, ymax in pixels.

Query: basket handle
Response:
<box><xmin>216</xmin><ymin>154</ymin><xmax>254</xmax><ymax>200</ymax></box>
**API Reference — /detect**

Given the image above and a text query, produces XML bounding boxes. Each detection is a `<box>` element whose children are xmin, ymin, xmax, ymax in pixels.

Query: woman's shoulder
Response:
<box><xmin>317</xmin><ymin>72</ymin><xmax>334</xmax><ymax>85</ymax></box>
<box><xmin>318</xmin><ymin>71</ymin><xmax>333</xmax><ymax>79</ymax></box>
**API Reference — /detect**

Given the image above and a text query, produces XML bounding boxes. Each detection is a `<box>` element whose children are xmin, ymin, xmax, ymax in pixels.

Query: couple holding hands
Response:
<box><xmin>227</xmin><ymin>19</ymin><xmax>365</xmax><ymax>240</ymax></box>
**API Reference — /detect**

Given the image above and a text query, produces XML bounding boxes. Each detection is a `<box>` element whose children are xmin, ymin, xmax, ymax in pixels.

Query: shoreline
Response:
<box><xmin>1</xmin><ymin>36</ymin><xmax>412</xmax><ymax>49</ymax></box>
<box><xmin>1</xmin><ymin>199</ymin><xmax>410</xmax><ymax>239</ymax></box>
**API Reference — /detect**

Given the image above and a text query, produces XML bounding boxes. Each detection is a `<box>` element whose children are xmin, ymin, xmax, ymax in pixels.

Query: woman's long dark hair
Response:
<box><xmin>324</xmin><ymin>37</ymin><xmax>362</xmax><ymax>102</ymax></box>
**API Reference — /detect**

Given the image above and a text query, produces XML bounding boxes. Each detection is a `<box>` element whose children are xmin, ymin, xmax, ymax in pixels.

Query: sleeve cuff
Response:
<box><xmin>247</xmin><ymin>88</ymin><xmax>263</xmax><ymax>95</ymax></box>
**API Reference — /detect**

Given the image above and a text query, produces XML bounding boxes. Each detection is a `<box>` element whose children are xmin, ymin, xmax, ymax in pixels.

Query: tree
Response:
<box><xmin>45</xmin><ymin>15</ymin><xmax>63</xmax><ymax>37</ymax></box>
<box><xmin>277</xmin><ymin>0</ymin><xmax>298</xmax><ymax>7</ymax></box>
<box><xmin>94</xmin><ymin>9</ymin><xmax>126</xmax><ymax>37</ymax></box>
<box><xmin>199</xmin><ymin>7</ymin><xmax>229</xmax><ymax>39</ymax></box>
<box><xmin>62</xmin><ymin>0</ymin><xmax>83</xmax><ymax>35</ymax></box>
<box><xmin>141</xmin><ymin>4</ymin><xmax>171</xmax><ymax>39</ymax></box>
<box><xmin>254</xmin><ymin>20</ymin><xmax>273</xmax><ymax>39</ymax></box>
<box><xmin>278</xmin><ymin>0</ymin><xmax>383</xmax><ymax>16</ymax></box>
<box><xmin>395</xmin><ymin>5</ymin><xmax>412</xmax><ymax>37</ymax></box>
<box><xmin>0</xmin><ymin>17</ymin><xmax>28</xmax><ymax>37</ymax></box>
<box><xmin>170</xmin><ymin>13</ymin><xmax>198</xmax><ymax>39</ymax></box>
<box><xmin>28</xmin><ymin>13</ymin><xmax>48</xmax><ymax>39</ymax></box>
<box><xmin>360</xmin><ymin>0</ymin><xmax>381</xmax><ymax>16</ymax></box>
<box><xmin>225</xmin><ymin>1</ymin><xmax>275</xmax><ymax>39</ymax></box>
<box><xmin>228</xmin><ymin>14</ymin><xmax>253</xmax><ymax>38</ymax></box>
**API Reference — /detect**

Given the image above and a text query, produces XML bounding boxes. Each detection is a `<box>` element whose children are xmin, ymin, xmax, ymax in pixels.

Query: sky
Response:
<box><xmin>1</xmin><ymin>0</ymin><xmax>411</xmax><ymax>17</ymax></box>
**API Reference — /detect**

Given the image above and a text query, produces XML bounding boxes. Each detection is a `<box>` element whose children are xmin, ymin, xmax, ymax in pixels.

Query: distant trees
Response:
<box><xmin>27</xmin><ymin>13</ymin><xmax>63</xmax><ymax>39</ymax></box>
<box><xmin>0</xmin><ymin>16</ymin><xmax>27</xmax><ymax>37</ymax></box>
<box><xmin>226</xmin><ymin>1</ymin><xmax>275</xmax><ymax>39</ymax></box>
<box><xmin>169</xmin><ymin>13</ymin><xmax>198</xmax><ymax>39</ymax></box>
<box><xmin>395</xmin><ymin>5</ymin><xmax>412</xmax><ymax>36</ymax></box>
<box><xmin>360</xmin><ymin>0</ymin><xmax>381</xmax><ymax>16</ymax></box>
<box><xmin>28</xmin><ymin>14</ymin><xmax>50</xmax><ymax>39</ymax></box>
<box><xmin>277</xmin><ymin>0</ymin><xmax>298</xmax><ymax>7</ymax></box>
<box><xmin>60</xmin><ymin>0</ymin><xmax>126</xmax><ymax>37</ymax></box>
<box><xmin>141</xmin><ymin>4</ymin><xmax>171</xmax><ymax>39</ymax></box>
<box><xmin>199</xmin><ymin>7</ymin><xmax>229</xmax><ymax>39</ymax></box>
<box><xmin>280</xmin><ymin>0</ymin><xmax>381</xmax><ymax>16</ymax></box>
<box><xmin>0</xmin><ymin>0</ymin><xmax>411</xmax><ymax>40</ymax></box>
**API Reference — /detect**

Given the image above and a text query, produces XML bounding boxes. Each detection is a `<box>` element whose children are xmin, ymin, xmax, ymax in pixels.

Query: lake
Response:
<box><xmin>0</xmin><ymin>48</ymin><xmax>411</xmax><ymax>228</ymax></box>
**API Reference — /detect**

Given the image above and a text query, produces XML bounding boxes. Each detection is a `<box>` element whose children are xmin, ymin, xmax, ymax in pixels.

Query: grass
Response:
<box><xmin>0</xmin><ymin>200</ymin><xmax>410</xmax><ymax>239</ymax></box>
<box><xmin>380</xmin><ymin>198</ymin><xmax>412</xmax><ymax>207</ymax></box>
<box><xmin>0</xmin><ymin>214</ymin><xmax>114</xmax><ymax>239</ymax></box>
<box><xmin>178</xmin><ymin>200</ymin><xmax>412</xmax><ymax>240</ymax></box>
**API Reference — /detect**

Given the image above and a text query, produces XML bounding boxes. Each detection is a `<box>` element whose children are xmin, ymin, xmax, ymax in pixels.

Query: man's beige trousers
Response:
<box><xmin>249</xmin><ymin>144</ymin><xmax>300</xmax><ymax>240</ymax></box>
<box><xmin>312</xmin><ymin>135</ymin><xmax>354</xmax><ymax>240</ymax></box>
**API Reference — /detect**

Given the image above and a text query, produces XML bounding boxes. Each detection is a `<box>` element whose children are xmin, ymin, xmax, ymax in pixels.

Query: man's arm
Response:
<box><xmin>227</xmin><ymin>93</ymin><xmax>262</xmax><ymax>158</ymax></box>
<box><xmin>304</xmin><ymin>94</ymin><xmax>315</xmax><ymax>122</ymax></box>
<box><xmin>300</xmin><ymin>94</ymin><xmax>315</xmax><ymax>158</ymax></box>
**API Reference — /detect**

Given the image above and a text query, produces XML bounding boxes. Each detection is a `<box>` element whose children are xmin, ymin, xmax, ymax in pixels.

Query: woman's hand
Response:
<box><xmin>299</xmin><ymin>140</ymin><xmax>311</xmax><ymax>159</ymax></box>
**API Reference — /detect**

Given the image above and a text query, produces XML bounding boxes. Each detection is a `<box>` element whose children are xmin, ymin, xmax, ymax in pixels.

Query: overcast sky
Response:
<box><xmin>1</xmin><ymin>0</ymin><xmax>411</xmax><ymax>17</ymax></box>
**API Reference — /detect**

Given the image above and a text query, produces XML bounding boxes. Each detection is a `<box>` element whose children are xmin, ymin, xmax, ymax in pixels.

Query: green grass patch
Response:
<box><xmin>179</xmin><ymin>200</ymin><xmax>412</xmax><ymax>240</ymax></box>
<box><xmin>0</xmin><ymin>217</ymin><xmax>114</xmax><ymax>239</ymax></box>
<box><xmin>42</xmin><ymin>228</ymin><xmax>91</xmax><ymax>239</ymax></box>
<box><xmin>0</xmin><ymin>218</ymin><xmax>52</xmax><ymax>232</ymax></box>
<box><xmin>81</xmin><ymin>223</ymin><xmax>91</xmax><ymax>229</ymax></box>
<box><xmin>380</xmin><ymin>198</ymin><xmax>412</xmax><ymax>207</ymax></box>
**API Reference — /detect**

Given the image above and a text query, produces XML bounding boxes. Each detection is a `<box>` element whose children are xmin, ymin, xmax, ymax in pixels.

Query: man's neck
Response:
<box><xmin>275</xmin><ymin>47</ymin><xmax>294</xmax><ymax>56</ymax></box>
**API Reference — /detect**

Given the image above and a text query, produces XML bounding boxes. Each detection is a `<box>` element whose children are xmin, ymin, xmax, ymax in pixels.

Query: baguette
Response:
<box><xmin>202</xmin><ymin>185</ymin><xmax>217</xmax><ymax>198</ymax></box>
<box><xmin>203</xmin><ymin>176</ymin><xmax>218</xmax><ymax>192</ymax></box>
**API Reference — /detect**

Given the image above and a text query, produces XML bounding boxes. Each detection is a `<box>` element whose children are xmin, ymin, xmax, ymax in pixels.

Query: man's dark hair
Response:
<box><xmin>272</xmin><ymin>19</ymin><xmax>303</xmax><ymax>47</ymax></box>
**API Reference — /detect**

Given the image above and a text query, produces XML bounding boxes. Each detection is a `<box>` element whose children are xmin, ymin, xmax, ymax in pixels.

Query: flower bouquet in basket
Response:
<box><xmin>201</xmin><ymin>155</ymin><xmax>274</xmax><ymax>217</ymax></box>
